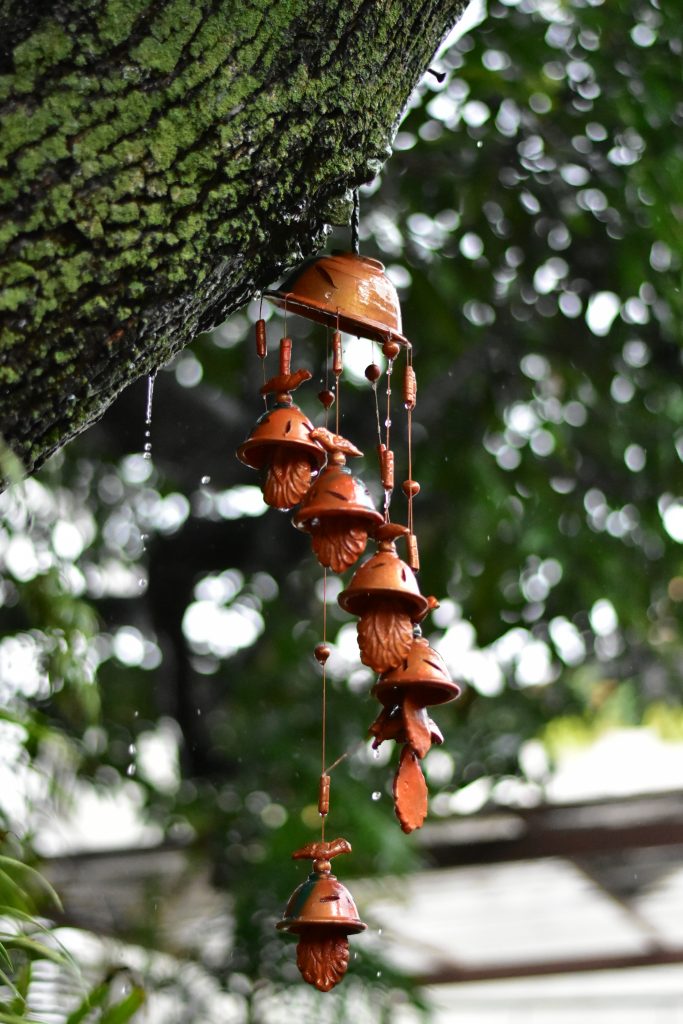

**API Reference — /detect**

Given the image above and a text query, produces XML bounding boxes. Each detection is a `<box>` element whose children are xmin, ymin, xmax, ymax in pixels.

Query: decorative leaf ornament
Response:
<box><xmin>296</xmin><ymin>932</ymin><xmax>350</xmax><ymax>991</ymax></box>
<box><xmin>393</xmin><ymin>745</ymin><xmax>429</xmax><ymax>834</ymax></box>
<box><xmin>263</xmin><ymin>446</ymin><xmax>314</xmax><ymax>510</ymax></box>
<box><xmin>357</xmin><ymin>602</ymin><xmax>414</xmax><ymax>673</ymax></box>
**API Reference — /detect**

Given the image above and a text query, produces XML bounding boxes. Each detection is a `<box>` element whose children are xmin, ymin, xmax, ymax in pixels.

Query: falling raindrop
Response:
<box><xmin>143</xmin><ymin>372</ymin><xmax>157</xmax><ymax>460</ymax></box>
<box><xmin>201</xmin><ymin>475</ymin><xmax>211</xmax><ymax>486</ymax></box>
<box><xmin>371</xmin><ymin>791</ymin><xmax>381</xmax><ymax>801</ymax></box>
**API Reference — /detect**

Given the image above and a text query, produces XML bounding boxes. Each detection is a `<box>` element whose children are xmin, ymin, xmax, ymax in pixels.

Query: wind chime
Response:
<box><xmin>236</xmin><ymin>204</ymin><xmax>460</xmax><ymax>991</ymax></box>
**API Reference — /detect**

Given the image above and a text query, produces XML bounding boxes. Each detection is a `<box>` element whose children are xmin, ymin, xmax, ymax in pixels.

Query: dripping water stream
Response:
<box><xmin>143</xmin><ymin>372</ymin><xmax>156</xmax><ymax>461</ymax></box>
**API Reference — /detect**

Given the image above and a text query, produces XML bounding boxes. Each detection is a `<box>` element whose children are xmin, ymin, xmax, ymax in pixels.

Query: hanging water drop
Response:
<box><xmin>201</xmin><ymin>475</ymin><xmax>211</xmax><ymax>485</ymax></box>
<box><xmin>371</xmin><ymin>791</ymin><xmax>381</xmax><ymax>801</ymax></box>
<box><xmin>143</xmin><ymin>372</ymin><xmax>157</xmax><ymax>461</ymax></box>
<box><xmin>373</xmin><ymin>748</ymin><xmax>380</xmax><ymax>760</ymax></box>
<box><xmin>126</xmin><ymin>764</ymin><xmax>136</xmax><ymax>777</ymax></box>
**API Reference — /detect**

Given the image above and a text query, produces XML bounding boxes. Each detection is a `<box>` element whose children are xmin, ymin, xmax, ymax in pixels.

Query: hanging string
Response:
<box><xmin>324</xmin><ymin>738</ymin><xmax>367</xmax><ymax>776</ymax></box>
<box><xmin>383</xmin><ymin>345</ymin><xmax>393</xmax><ymax>522</ymax></box>
<box><xmin>407</xmin><ymin>347</ymin><xmax>414</xmax><ymax>537</ymax></box>
<box><xmin>318</xmin><ymin>569</ymin><xmax>329</xmax><ymax>841</ymax></box>
<box><xmin>351</xmin><ymin>188</ymin><xmax>360</xmax><ymax>255</ymax></box>
<box><xmin>325</xmin><ymin>328</ymin><xmax>331</xmax><ymax>429</ymax></box>
<box><xmin>334</xmin><ymin>314</ymin><xmax>342</xmax><ymax>435</ymax></box>
<box><xmin>258</xmin><ymin>295</ymin><xmax>267</xmax><ymax>405</ymax></box>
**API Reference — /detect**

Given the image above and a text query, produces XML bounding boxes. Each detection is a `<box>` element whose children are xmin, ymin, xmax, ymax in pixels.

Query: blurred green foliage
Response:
<box><xmin>1</xmin><ymin>0</ymin><xmax>682</xmax><ymax>1019</ymax></box>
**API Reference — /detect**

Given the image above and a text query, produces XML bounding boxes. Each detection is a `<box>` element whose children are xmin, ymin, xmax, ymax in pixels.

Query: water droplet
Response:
<box><xmin>378</xmin><ymin>928</ymin><xmax>382</xmax><ymax>936</ymax></box>
<box><xmin>138</xmin><ymin>578</ymin><xmax>146</xmax><ymax>588</ymax></box>
<box><xmin>477</xmin><ymin>140</ymin><xmax>483</xmax><ymax>148</ymax></box>
<box><xmin>128</xmin><ymin>743</ymin><xmax>136</xmax><ymax>754</ymax></box>
<box><xmin>142</xmin><ymin>372</ymin><xmax>157</xmax><ymax>460</ymax></box>
<box><xmin>376</xmin><ymin>971</ymin><xmax>382</xmax><ymax>978</ymax></box>
<box><xmin>126</xmin><ymin>764</ymin><xmax>136</xmax><ymax>776</ymax></box>
<box><xmin>371</xmin><ymin>791</ymin><xmax>381</xmax><ymax>801</ymax></box>
<box><xmin>373</xmin><ymin>748</ymin><xmax>380</xmax><ymax>760</ymax></box>
<box><xmin>201</xmin><ymin>475</ymin><xmax>211</xmax><ymax>485</ymax></box>
<box><xmin>384</xmin><ymin>418</ymin><xmax>392</xmax><ymax>428</ymax></box>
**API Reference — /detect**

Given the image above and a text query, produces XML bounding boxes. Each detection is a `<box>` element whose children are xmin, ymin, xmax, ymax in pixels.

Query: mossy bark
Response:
<box><xmin>0</xmin><ymin>0</ymin><xmax>466</xmax><ymax>479</ymax></box>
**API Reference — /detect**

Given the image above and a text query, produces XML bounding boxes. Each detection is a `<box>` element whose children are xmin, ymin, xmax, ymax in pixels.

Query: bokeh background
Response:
<box><xmin>2</xmin><ymin>0</ymin><xmax>683</xmax><ymax>1020</ymax></box>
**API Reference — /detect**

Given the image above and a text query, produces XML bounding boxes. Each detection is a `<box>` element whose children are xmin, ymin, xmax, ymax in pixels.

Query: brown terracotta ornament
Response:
<box><xmin>265</xmin><ymin>251</ymin><xmax>410</xmax><ymax>347</ymax></box>
<box><xmin>393</xmin><ymin>745</ymin><xmax>428</xmax><ymax>834</ymax></box>
<box><xmin>277</xmin><ymin>838</ymin><xmax>366</xmax><ymax>992</ymax></box>
<box><xmin>236</xmin><ymin>351</ymin><xmax>325</xmax><ymax>510</ymax></box>
<box><xmin>369</xmin><ymin>703</ymin><xmax>443</xmax><ymax>752</ymax></box>
<box><xmin>293</xmin><ymin>429</ymin><xmax>383</xmax><ymax>573</ymax></box>
<box><xmin>338</xmin><ymin>523</ymin><xmax>429</xmax><ymax>673</ymax></box>
<box><xmin>370</xmin><ymin>634</ymin><xmax>460</xmax><ymax>830</ymax></box>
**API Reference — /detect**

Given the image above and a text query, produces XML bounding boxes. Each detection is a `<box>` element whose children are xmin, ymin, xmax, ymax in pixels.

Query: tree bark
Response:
<box><xmin>0</xmin><ymin>0</ymin><xmax>466</xmax><ymax>480</ymax></box>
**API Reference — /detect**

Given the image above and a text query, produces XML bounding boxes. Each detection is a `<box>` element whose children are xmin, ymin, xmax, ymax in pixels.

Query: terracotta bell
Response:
<box><xmin>338</xmin><ymin>523</ymin><xmax>429</xmax><ymax>673</ymax></box>
<box><xmin>293</xmin><ymin>427</ymin><xmax>384</xmax><ymax>573</ymax></box>
<box><xmin>277</xmin><ymin>838</ymin><xmax>366</xmax><ymax>992</ymax></box>
<box><xmin>370</xmin><ymin>635</ymin><xmax>460</xmax><ymax>834</ymax></box>
<box><xmin>265</xmin><ymin>251</ymin><xmax>409</xmax><ymax>347</ymax></box>
<box><xmin>236</xmin><ymin>400</ymin><xmax>325</xmax><ymax>510</ymax></box>
<box><xmin>374</xmin><ymin>635</ymin><xmax>460</xmax><ymax>709</ymax></box>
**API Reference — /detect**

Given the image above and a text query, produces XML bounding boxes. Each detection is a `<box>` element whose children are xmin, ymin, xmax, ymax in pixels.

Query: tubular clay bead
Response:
<box><xmin>314</xmin><ymin>642</ymin><xmax>331</xmax><ymax>664</ymax></box>
<box><xmin>365</xmin><ymin>362</ymin><xmax>381</xmax><ymax>383</ymax></box>
<box><xmin>380</xmin><ymin>448</ymin><xmax>395</xmax><ymax>490</ymax></box>
<box><xmin>406</xmin><ymin>533</ymin><xmax>420</xmax><ymax>571</ymax></box>
<box><xmin>382</xmin><ymin>338</ymin><xmax>401</xmax><ymax>361</ymax></box>
<box><xmin>318</xmin><ymin>389</ymin><xmax>335</xmax><ymax>409</ymax></box>
<box><xmin>318</xmin><ymin>774</ymin><xmax>331</xmax><ymax>816</ymax></box>
<box><xmin>402</xmin><ymin>479</ymin><xmax>420</xmax><ymax>497</ymax></box>
<box><xmin>279</xmin><ymin>336</ymin><xmax>292</xmax><ymax>376</ymax></box>
<box><xmin>332</xmin><ymin>330</ymin><xmax>343</xmax><ymax>377</ymax></box>
<box><xmin>255</xmin><ymin>319</ymin><xmax>267</xmax><ymax>359</ymax></box>
<box><xmin>403</xmin><ymin>365</ymin><xmax>417</xmax><ymax>409</ymax></box>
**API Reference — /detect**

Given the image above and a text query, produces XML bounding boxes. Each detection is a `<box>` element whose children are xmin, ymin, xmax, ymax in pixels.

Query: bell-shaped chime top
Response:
<box><xmin>277</xmin><ymin>838</ymin><xmax>366</xmax><ymax>992</ymax></box>
<box><xmin>338</xmin><ymin>524</ymin><xmax>431</xmax><ymax>673</ymax></box>
<box><xmin>293</xmin><ymin>428</ymin><xmax>384</xmax><ymax>573</ymax></box>
<box><xmin>374</xmin><ymin>635</ymin><xmax>460</xmax><ymax>708</ymax></box>
<box><xmin>265</xmin><ymin>251</ymin><xmax>409</xmax><ymax>347</ymax></box>
<box><xmin>338</xmin><ymin>523</ymin><xmax>429</xmax><ymax>620</ymax></box>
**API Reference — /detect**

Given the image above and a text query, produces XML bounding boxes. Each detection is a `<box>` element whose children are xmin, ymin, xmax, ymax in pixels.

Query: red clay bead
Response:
<box><xmin>365</xmin><ymin>362</ymin><xmax>381</xmax><ymax>383</ymax></box>
<box><xmin>318</xmin><ymin>389</ymin><xmax>335</xmax><ymax>408</ymax></box>
<box><xmin>402</xmin><ymin>479</ymin><xmax>420</xmax><ymax>497</ymax></box>
<box><xmin>314</xmin><ymin>643</ymin><xmax>331</xmax><ymax>664</ymax></box>
<box><xmin>382</xmin><ymin>339</ymin><xmax>401</xmax><ymax>361</ymax></box>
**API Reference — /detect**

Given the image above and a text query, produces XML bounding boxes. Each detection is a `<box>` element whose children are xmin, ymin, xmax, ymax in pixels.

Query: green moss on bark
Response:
<box><xmin>0</xmin><ymin>0</ymin><xmax>467</xmax><ymax>483</ymax></box>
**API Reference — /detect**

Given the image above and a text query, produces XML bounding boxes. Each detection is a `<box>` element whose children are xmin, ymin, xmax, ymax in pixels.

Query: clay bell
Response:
<box><xmin>293</xmin><ymin>428</ymin><xmax>383</xmax><ymax>573</ymax></box>
<box><xmin>374</xmin><ymin>635</ymin><xmax>460</xmax><ymax>709</ymax></box>
<box><xmin>265</xmin><ymin>251</ymin><xmax>409</xmax><ymax>347</ymax></box>
<box><xmin>277</xmin><ymin>838</ymin><xmax>366</xmax><ymax>992</ymax></box>
<box><xmin>338</xmin><ymin>523</ymin><xmax>429</xmax><ymax>673</ymax></box>
<box><xmin>236</xmin><ymin>400</ymin><xmax>325</xmax><ymax>511</ymax></box>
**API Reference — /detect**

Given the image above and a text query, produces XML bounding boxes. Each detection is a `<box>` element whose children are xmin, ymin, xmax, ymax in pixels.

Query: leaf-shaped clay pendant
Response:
<box><xmin>393</xmin><ymin>744</ymin><xmax>428</xmax><ymax>834</ymax></box>
<box><xmin>357</xmin><ymin>603</ymin><xmax>413</xmax><ymax>673</ymax></box>
<box><xmin>296</xmin><ymin>930</ymin><xmax>350</xmax><ymax>991</ymax></box>
<box><xmin>263</xmin><ymin>448</ymin><xmax>313</xmax><ymax>510</ymax></box>
<box><xmin>402</xmin><ymin>695</ymin><xmax>433</xmax><ymax>759</ymax></box>
<box><xmin>311</xmin><ymin>522</ymin><xmax>368</xmax><ymax>573</ymax></box>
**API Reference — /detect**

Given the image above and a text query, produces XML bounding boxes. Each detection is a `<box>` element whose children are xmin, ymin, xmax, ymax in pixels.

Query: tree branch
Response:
<box><xmin>0</xmin><ymin>0</ymin><xmax>467</xmax><ymax>480</ymax></box>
